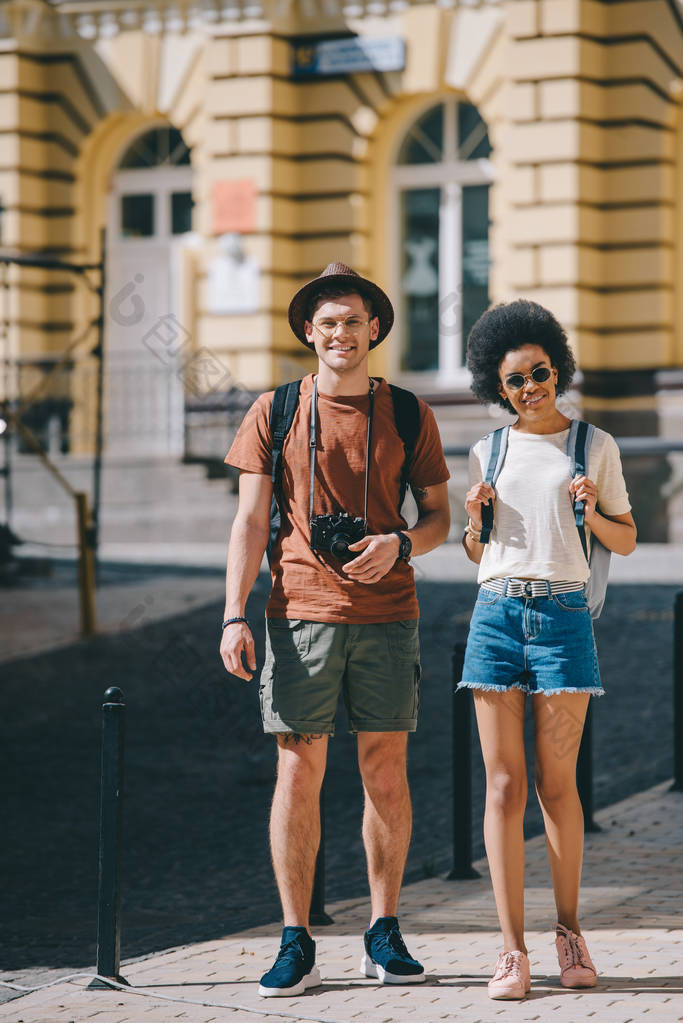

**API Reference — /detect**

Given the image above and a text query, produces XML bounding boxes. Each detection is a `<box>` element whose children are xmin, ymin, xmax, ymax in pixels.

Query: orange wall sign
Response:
<box><xmin>212</xmin><ymin>179</ymin><xmax>257</xmax><ymax>234</ymax></box>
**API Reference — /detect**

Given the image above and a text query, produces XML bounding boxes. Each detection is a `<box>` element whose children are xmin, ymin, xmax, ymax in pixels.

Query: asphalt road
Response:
<box><xmin>1</xmin><ymin>567</ymin><xmax>677</xmax><ymax>992</ymax></box>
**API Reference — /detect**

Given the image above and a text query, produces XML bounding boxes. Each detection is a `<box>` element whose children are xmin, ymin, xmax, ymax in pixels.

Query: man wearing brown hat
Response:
<box><xmin>220</xmin><ymin>263</ymin><xmax>450</xmax><ymax>996</ymax></box>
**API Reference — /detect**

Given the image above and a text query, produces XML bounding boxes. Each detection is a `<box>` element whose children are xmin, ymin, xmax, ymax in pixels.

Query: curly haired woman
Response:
<box><xmin>460</xmin><ymin>300</ymin><xmax>636</xmax><ymax>999</ymax></box>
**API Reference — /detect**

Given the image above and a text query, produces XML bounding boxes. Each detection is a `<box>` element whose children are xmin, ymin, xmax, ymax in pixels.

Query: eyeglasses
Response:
<box><xmin>311</xmin><ymin>317</ymin><xmax>371</xmax><ymax>339</ymax></box>
<box><xmin>504</xmin><ymin>366</ymin><xmax>553</xmax><ymax>391</ymax></box>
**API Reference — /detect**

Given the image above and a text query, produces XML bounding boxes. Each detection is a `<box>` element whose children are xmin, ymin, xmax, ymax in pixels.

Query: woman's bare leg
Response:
<box><xmin>473</xmin><ymin>689</ymin><xmax>528</xmax><ymax>952</ymax></box>
<box><xmin>532</xmin><ymin>692</ymin><xmax>590</xmax><ymax>933</ymax></box>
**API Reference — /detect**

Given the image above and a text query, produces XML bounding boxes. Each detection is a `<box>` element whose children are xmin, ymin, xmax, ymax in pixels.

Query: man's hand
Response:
<box><xmin>220</xmin><ymin>622</ymin><xmax>257</xmax><ymax>681</ymax></box>
<box><xmin>342</xmin><ymin>533</ymin><xmax>401</xmax><ymax>584</ymax></box>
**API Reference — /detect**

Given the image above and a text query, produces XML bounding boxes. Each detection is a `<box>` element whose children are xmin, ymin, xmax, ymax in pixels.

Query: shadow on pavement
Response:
<box><xmin>1</xmin><ymin>576</ymin><xmax>677</xmax><ymax>973</ymax></box>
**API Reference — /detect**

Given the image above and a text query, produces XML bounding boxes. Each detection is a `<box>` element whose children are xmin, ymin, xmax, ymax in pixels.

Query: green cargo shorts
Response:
<box><xmin>259</xmin><ymin>618</ymin><xmax>421</xmax><ymax>735</ymax></box>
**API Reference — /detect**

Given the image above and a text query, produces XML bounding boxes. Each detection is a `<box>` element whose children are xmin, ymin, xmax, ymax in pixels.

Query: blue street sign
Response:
<box><xmin>292</xmin><ymin>36</ymin><xmax>406</xmax><ymax>77</ymax></box>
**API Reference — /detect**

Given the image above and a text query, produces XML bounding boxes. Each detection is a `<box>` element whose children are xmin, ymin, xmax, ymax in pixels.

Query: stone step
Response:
<box><xmin>6</xmin><ymin>454</ymin><xmax>234</xmax><ymax>508</ymax></box>
<box><xmin>4</xmin><ymin>454</ymin><xmax>238</xmax><ymax>548</ymax></box>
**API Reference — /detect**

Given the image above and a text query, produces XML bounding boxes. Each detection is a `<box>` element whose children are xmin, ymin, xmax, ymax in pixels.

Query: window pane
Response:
<box><xmin>120</xmin><ymin>127</ymin><xmax>191</xmax><ymax>168</ymax></box>
<box><xmin>398</xmin><ymin>104</ymin><xmax>443</xmax><ymax>165</ymax></box>
<box><xmin>461</xmin><ymin>184</ymin><xmax>490</xmax><ymax>360</ymax></box>
<box><xmin>171</xmin><ymin>191</ymin><xmax>193</xmax><ymax>234</ymax></box>
<box><xmin>120</xmin><ymin>131</ymin><xmax>161</xmax><ymax>169</ymax></box>
<box><xmin>458</xmin><ymin>102</ymin><xmax>491</xmax><ymax>161</ymax></box>
<box><xmin>121</xmin><ymin>193</ymin><xmax>154</xmax><ymax>237</ymax></box>
<box><xmin>168</xmin><ymin>128</ymin><xmax>191</xmax><ymax>165</ymax></box>
<box><xmin>400</xmin><ymin>188</ymin><xmax>440</xmax><ymax>371</ymax></box>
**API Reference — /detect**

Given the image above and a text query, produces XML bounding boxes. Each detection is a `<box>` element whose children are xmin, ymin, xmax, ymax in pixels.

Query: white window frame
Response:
<box><xmin>112</xmin><ymin>166</ymin><xmax>194</xmax><ymax>243</ymax></box>
<box><xmin>389</xmin><ymin>97</ymin><xmax>494</xmax><ymax>390</ymax></box>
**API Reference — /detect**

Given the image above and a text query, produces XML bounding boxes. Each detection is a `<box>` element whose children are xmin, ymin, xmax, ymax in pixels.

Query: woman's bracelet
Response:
<box><xmin>464</xmin><ymin>520</ymin><xmax>482</xmax><ymax>542</ymax></box>
<box><xmin>221</xmin><ymin>616</ymin><xmax>249</xmax><ymax>630</ymax></box>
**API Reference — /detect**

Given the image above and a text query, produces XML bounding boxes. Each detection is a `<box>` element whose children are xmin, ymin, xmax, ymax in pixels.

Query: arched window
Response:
<box><xmin>117</xmin><ymin>126</ymin><xmax>193</xmax><ymax>239</ymax></box>
<box><xmin>119</xmin><ymin>126</ymin><xmax>191</xmax><ymax>168</ymax></box>
<box><xmin>392</xmin><ymin>98</ymin><xmax>493</xmax><ymax>380</ymax></box>
<box><xmin>105</xmin><ymin>125</ymin><xmax>194</xmax><ymax>458</ymax></box>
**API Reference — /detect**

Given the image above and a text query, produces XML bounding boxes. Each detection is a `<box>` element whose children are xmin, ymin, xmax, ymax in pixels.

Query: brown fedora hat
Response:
<box><xmin>288</xmin><ymin>262</ymin><xmax>394</xmax><ymax>349</ymax></box>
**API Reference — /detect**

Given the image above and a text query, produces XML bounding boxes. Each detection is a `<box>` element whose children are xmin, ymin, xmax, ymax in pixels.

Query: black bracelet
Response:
<box><xmin>221</xmin><ymin>617</ymin><xmax>249</xmax><ymax>630</ymax></box>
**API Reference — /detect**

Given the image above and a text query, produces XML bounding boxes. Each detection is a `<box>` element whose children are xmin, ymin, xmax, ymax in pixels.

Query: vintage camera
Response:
<box><xmin>310</xmin><ymin>513</ymin><xmax>367</xmax><ymax>563</ymax></box>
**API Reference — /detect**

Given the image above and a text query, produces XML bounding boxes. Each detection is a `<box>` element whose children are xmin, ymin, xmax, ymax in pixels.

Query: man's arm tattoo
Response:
<box><xmin>412</xmin><ymin>485</ymin><xmax>429</xmax><ymax>510</ymax></box>
<box><xmin>282</xmin><ymin>733</ymin><xmax>325</xmax><ymax>745</ymax></box>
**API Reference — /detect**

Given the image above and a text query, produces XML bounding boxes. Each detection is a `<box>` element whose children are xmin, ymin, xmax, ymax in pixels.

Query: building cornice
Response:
<box><xmin>1</xmin><ymin>0</ymin><xmax>502</xmax><ymax>38</ymax></box>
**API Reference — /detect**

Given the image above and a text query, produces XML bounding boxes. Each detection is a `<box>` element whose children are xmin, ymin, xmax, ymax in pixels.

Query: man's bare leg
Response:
<box><xmin>357</xmin><ymin>731</ymin><xmax>411</xmax><ymax>923</ymax></box>
<box><xmin>356</xmin><ymin>730</ymin><xmax>424</xmax><ymax>983</ymax></box>
<box><xmin>269</xmin><ymin>733</ymin><xmax>328</xmax><ymax>930</ymax></box>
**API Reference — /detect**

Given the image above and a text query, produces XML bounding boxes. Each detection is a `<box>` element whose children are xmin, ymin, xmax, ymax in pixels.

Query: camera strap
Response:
<box><xmin>309</xmin><ymin>376</ymin><xmax>375</xmax><ymax>524</ymax></box>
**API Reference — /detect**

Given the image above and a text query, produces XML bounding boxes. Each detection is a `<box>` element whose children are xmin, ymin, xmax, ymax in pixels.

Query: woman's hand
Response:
<box><xmin>570</xmin><ymin>476</ymin><xmax>637</xmax><ymax>554</ymax></box>
<box><xmin>569</xmin><ymin>475</ymin><xmax>598</xmax><ymax>523</ymax></box>
<box><xmin>465</xmin><ymin>482</ymin><xmax>496</xmax><ymax>531</ymax></box>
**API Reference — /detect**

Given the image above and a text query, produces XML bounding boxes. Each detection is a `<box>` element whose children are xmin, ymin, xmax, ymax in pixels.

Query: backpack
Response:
<box><xmin>267</xmin><ymin>379</ymin><xmax>420</xmax><ymax>564</ymax></box>
<box><xmin>478</xmin><ymin>421</ymin><xmax>611</xmax><ymax>619</ymax></box>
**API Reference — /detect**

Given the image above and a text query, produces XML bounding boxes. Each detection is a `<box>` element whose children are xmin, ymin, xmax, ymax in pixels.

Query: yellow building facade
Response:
<box><xmin>0</xmin><ymin>0</ymin><xmax>682</xmax><ymax>534</ymax></box>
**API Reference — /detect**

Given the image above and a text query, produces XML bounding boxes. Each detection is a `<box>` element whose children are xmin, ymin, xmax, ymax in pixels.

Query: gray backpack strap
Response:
<box><xmin>479</xmin><ymin>426</ymin><xmax>509</xmax><ymax>544</ymax></box>
<box><xmin>567</xmin><ymin>420</ymin><xmax>609</xmax><ymax>619</ymax></box>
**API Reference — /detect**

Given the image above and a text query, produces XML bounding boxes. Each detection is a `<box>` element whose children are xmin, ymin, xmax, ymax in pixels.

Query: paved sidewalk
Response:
<box><xmin>1</xmin><ymin>560</ymin><xmax>228</xmax><ymax>662</ymax></box>
<box><xmin>3</xmin><ymin>781</ymin><xmax>681</xmax><ymax>1023</ymax></box>
<box><xmin>6</xmin><ymin>540</ymin><xmax>682</xmax><ymax>664</ymax></box>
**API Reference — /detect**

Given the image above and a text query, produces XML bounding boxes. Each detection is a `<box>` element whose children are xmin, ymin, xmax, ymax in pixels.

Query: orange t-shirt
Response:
<box><xmin>225</xmin><ymin>374</ymin><xmax>450</xmax><ymax>623</ymax></box>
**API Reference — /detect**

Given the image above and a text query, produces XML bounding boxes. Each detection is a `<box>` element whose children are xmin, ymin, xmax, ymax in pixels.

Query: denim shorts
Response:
<box><xmin>259</xmin><ymin>619</ymin><xmax>421</xmax><ymax>734</ymax></box>
<box><xmin>458</xmin><ymin>584</ymin><xmax>604</xmax><ymax>697</ymax></box>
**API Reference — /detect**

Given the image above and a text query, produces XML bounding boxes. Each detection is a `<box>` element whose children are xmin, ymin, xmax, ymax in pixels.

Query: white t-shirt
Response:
<box><xmin>469</xmin><ymin>426</ymin><xmax>631</xmax><ymax>585</ymax></box>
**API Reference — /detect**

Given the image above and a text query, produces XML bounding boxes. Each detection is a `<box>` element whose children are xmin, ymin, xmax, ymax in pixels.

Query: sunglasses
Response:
<box><xmin>504</xmin><ymin>366</ymin><xmax>553</xmax><ymax>391</ymax></box>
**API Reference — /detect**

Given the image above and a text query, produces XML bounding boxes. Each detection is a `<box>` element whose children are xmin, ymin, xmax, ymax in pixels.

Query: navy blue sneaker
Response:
<box><xmin>258</xmin><ymin>927</ymin><xmax>321</xmax><ymax>997</ymax></box>
<box><xmin>360</xmin><ymin>916</ymin><xmax>425</xmax><ymax>984</ymax></box>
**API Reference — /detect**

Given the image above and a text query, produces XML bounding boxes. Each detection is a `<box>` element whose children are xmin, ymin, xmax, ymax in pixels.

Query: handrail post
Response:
<box><xmin>89</xmin><ymin>687</ymin><xmax>129</xmax><ymax>988</ymax></box>
<box><xmin>76</xmin><ymin>491</ymin><xmax>96</xmax><ymax>636</ymax></box>
<box><xmin>672</xmin><ymin>592</ymin><xmax>683</xmax><ymax>792</ymax></box>
<box><xmin>448</xmin><ymin>642</ymin><xmax>480</xmax><ymax>880</ymax></box>
<box><xmin>91</xmin><ymin>225</ymin><xmax>106</xmax><ymax>569</ymax></box>
<box><xmin>309</xmin><ymin>780</ymin><xmax>333</xmax><ymax>926</ymax></box>
<box><xmin>577</xmin><ymin>701</ymin><xmax>600</xmax><ymax>832</ymax></box>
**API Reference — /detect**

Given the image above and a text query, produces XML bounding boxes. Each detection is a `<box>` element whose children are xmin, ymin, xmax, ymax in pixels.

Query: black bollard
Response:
<box><xmin>448</xmin><ymin>642</ymin><xmax>480</xmax><ymax>880</ymax></box>
<box><xmin>89</xmin><ymin>687</ymin><xmax>129</xmax><ymax>988</ymax></box>
<box><xmin>672</xmin><ymin>592</ymin><xmax>683</xmax><ymax>792</ymax></box>
<box><xmin>577</xmin><ymin>701</ymin><xmax>600</xmax><ymax>833</ymax></box>
<box><xmin>309</xmin><ymin>781</ymin><xmax>333</xmax><ymax>925</ymax></box>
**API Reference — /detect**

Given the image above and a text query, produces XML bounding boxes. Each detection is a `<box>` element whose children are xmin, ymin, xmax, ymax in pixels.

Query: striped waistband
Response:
<box><xmin>482</xmin><ymin>578</ymin><xmax>585</xmax><ymax>598</ymax></box>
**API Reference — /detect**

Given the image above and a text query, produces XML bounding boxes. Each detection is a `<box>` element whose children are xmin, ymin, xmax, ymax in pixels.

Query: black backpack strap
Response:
<box><xmin>479</xmin><ymin>426</ymin><xmax>509</xmax><ymax>544</ymax></box>
<box><xmin>567</xmin><ymin>420</ymin><xmax>594</xmax><ymax>561</ymax></box>
<box><xmin>267</xmin><ymin>380</ymin><xmax>301</xmax><ymax>565</ymax></box>
<box><xmin>388</xmin><ymin>384</ymin><xmax>421</xmax><ymax>509</ymax></box>
<box><xmin>269</xmin><ymin>380</ymin><xmax>302</xmax><ymax>489</ymax></box>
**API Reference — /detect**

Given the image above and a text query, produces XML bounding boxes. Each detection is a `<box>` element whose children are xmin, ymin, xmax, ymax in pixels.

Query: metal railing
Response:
<box><xmin>0</xmin><ymin>244</ymin><xmax>105</xmax><ymax>633</ymax></box>
<box><xmin>443</xmin><ymin>438</ymin><xmax>683</xmax><ymax>458</ymax></box>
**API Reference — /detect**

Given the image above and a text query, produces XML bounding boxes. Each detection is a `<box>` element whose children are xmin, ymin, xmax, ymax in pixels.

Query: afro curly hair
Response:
<box><xmin>466</xmin><ymin>299</ymin><xmax>576</xmax><ymax>413</ymax></box>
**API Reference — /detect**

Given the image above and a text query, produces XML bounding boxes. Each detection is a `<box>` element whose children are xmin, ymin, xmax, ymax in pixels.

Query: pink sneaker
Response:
<box><xmin>487</xmin><ymin>950</ymin><xmax>531</xmax><ymax>999</ymax></box>
<box><xmin>555</xmin><ymin>924</ymin><xmax>597</xmax><ymax>988</ymax></box>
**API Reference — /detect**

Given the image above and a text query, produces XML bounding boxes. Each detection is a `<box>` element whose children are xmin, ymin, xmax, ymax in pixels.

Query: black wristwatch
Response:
<box><xmin>393</xmin><ymin>530</ymin><xmax>412</xmax><ymax>561</ymax></box>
